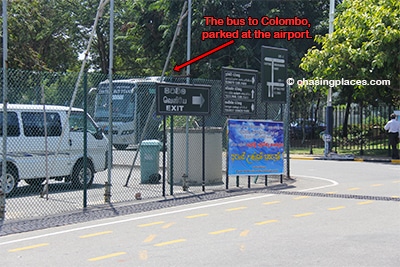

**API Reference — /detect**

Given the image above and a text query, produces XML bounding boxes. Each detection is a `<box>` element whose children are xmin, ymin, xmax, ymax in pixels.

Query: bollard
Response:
<box><xmin>104</xmin><ymin>181</ymin><xmax>111</xmax><ymax>203</ymax></box>
<box><xmin>182</xmin><ymin>173</ymin><xmax>189</xmax><ymax>191</ymax></box>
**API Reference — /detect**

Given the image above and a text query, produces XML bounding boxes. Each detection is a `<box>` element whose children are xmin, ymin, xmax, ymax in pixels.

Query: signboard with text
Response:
<box><xmin>156</xmin><ymin>83</ymin><xmax>210</xmax><ymax>116</ymax></box>
<box><xmin>227</xmin><ymin>119</ymin><xmax>284</xmax><ymax>176</ymax></box>
<box><xmin>261</xmin><ymin>46</ymin><xmax>287</xmax><ymax>103</ymax></box>
<box><xmin>222</xmin><ymin>67</ymin><xmax>258</xmax><ymax>116</ymax></box>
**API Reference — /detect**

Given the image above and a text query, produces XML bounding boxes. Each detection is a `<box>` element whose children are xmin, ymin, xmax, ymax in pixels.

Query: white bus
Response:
<box><xmin>0</xmin><ymin>104</ymin><xmax>108</xmax><ymax>195</ymax></box>
<box><xmin>93</xmin><ymin>78</ymin><xmax>162</xmax><ymax>150</ymax></box>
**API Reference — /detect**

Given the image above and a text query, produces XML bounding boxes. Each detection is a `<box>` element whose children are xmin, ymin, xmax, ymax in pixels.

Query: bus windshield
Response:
<box><xmin>94</xmin><ymin>92</ymin><xmax>135</xmax><ymax>122</ymax></box>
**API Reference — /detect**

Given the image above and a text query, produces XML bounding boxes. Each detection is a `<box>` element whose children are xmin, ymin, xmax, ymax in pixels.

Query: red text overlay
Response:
<box><xmin>202</xmin><ymin>16</ymin><xmax>313</xmax><ymax>41</ymax></box>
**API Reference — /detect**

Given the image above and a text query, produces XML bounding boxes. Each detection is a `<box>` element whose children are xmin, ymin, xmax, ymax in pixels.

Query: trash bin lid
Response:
<box><xmin>141</xmin><ymin>139</ymin><xmax>162</xmax><ymax>147</ymax></box>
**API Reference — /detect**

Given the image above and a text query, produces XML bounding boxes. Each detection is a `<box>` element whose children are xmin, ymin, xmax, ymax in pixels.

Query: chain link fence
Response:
<box><xmin>1</xmin><ymin>68</ymin><xmax>289</xmax><ymax>221</ymax></box>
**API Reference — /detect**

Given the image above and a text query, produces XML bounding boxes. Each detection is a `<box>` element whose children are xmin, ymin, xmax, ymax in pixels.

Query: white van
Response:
<box><xmin>0</xmin><ymin>104</ymin><xmax>108</xmax><ymax>194</ymax></box>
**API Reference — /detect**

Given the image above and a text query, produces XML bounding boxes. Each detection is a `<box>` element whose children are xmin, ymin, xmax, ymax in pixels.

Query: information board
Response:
<box><xmin>227</xmin><ymin>119</ymin><xmax>284</xmax><ymax>176</ymax></box>
<box><xmin>261</xmin><ymin>46</ymin><xmax>287</xmax><ymax>103</ymax></box>
<box><xmin>156</xmin><ymin>83</ymin><xmax>210</xmax><ymax>116</ymax></box>
<box><xmin>222</xmin><ymin>67</ymin><xmax>258</xmax><ymax>116</ymax></box>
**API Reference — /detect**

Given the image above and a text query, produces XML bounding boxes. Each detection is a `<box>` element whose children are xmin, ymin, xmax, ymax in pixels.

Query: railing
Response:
<box><xmin>290</xmin><ymin>105</ymin><xmax>397</xmax><ymax>156</ymax></box>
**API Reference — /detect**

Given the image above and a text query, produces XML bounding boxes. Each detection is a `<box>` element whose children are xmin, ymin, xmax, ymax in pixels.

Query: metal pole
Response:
<box><xmin>124</xmin><ymin>2</ymin><xmax>187</xmax><ymax>187</ymax></box>
<box><xmin>325</xmin><ymin>0</ymin><xmax>335</xmax><ymax>156</ymax></box>
<box><xmin>83</xmin><ymin>72</ymin><xmax>88</xmax><ymax>208</ymax></box>
<box><xmin>202</xmin><ymin>116</ymin><xmax>205</xmax><ymax>192</ymax></box>
<box><xmin>185</xmin><ymin>0</ymin><xmax>192</xmax><ymax>184</ymax></box>
<box><xmin>1</xmin><ymin>0</ymin><xmax>9</xmax><ymax>219</ymax></box>
<box><xmin>106</xmin><ymin>0</ymin><xmax>114</xmax><ymax>202</ymax></box>
<box><xmin>285</xmin><ymin>84</ymin><xmax>291</xmax><ymax>178</ymax></box>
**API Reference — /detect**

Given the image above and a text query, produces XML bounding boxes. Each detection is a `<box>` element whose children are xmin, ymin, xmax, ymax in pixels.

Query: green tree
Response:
<box><xmin>1</xmin><ymin>0</ymin><xmax>78</xmax><ymax>71</ymax></box>
<box><xmin>300</xmin><ymin>0</ymin><xmax>400</xmax><ymax>106</ymax></box>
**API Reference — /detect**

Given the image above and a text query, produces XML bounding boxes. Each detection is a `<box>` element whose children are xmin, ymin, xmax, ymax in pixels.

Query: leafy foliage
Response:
<box><xmin>300</xmin><ymin>0</ymin><xmax>400</xmax><ymax>106</ymax></box>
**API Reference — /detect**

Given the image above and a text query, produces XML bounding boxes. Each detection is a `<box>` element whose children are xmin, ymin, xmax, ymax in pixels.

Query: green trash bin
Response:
<box><xmin>140</xmin><ymin>139</ymin><xmax>162</xmax><ymax>184</ymax></box>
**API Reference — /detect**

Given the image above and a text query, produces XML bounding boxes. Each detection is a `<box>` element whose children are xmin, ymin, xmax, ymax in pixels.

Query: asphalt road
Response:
<box><xmin>0</xmin><ymin>160</ymin><xmax>399</xmax><ymax>266</ymax></box>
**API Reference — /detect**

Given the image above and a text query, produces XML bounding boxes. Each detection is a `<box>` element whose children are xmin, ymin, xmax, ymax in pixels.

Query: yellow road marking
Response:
<box><xmin>255</xmin><ymin>219</ymin><xmax>278</xmax><ymax>225</ymax></box>
<box><xmin>143</xmin><ymin>234</ymin><xmax>156</xmax><ymax>243</ymax></box>
<box><xmin>240</xmin><ymin>230</ymin><xmax>250</xmax><ymax>237</ymax></box>
<box><xmin>293</xmin><ymin>196</ymin><xmax>310</xmax><ymax>200</ymax></box>
<box><xmin>88</xmin><ymin>252</ymin><xmax>126</xmax><ymax>262</ymax></box>
<box><xmin>154</xmin><ymin>239</ymin><xmax>186</xmax><ymax>247</ymax></box>
<box><xmin>139</xmin><ymin>250</ymin><xmax>148</xmax><ymax>260</ymax></box>
<box><xmin>209</xmin><ymin>228</ymin><xmax>236</xmax><ymax>235</ymax></box>
<box><xmin>348</xmin><ymin>187</ymin><xmax>360</xmax><ymax>191</ymax></box>
<box><xmin>391</xmin><ymin>196</ymin><xmax>400</xmax><ymax>198</ymax></box>
<box><xmin>371</xmin><ymin>184</ymin><xmax>383</xmax><ymax>187</ymax></box>
<box><xmin>293</xmin><ymin>212</ymin><xmax>314</xmax><ymax>218</ymax></box>
<box><xmin>328</xmin><ymin>206</ymin><xmax>345</xmax><ymax>211</ymax></box>
<box><xmin>326</xmin><ymin>192</ymin><xmax>336</xmax><ymax>194</ymax></box>
<box><xmin>9</xmin><ymin>243</ymin><xmax>49</xmax><ymax>252</ymax></box>
<box><xmin>79</xmin><ymin>231</ymin><xmax>112</xmax><ymax>239</ymax></box>
<box><xmin>263</xmin><ymin>201</ymin><xmax>280</xmax><ymax>205</ymax></box>
<box><xmin>162</xmin><ymin>222</ymin><xmax>175</xmax><ymax>229</ymax></box>
<box><xmin>226</xmin><ymin>206</ymin><xmax>247</xmax><ymax>211</ymax></box>
<box><xmin>138</xmin><ymin>221</ymin><xmax>164</xmax><ymax>227</ymax></box>
<box><xmin>393</xmin><ymin>180</ymin><xmax>400</xmax><ymax>184</ymax></box>
<box><xmin>357</xmin><ymin>200</ymin><xmax>373</xmax><ymax>205</ymax></box>
<box><xmin>186</xmin><ymin>213</ymin><xmax>209</xmax><ymax>219</ymax></box>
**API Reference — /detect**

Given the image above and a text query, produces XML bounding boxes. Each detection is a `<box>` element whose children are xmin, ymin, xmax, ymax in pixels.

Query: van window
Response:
<box><xmin>22</xmin><ymin>112</ymin><xmax>62</xmax><ymax>137</ymax></box>
<box><xmin>69</xmin><ymin>111</ymin><xmax>97</xmax><ymax>135</ymax></box>
<box><xmin>0</xmin><ymin>112</ymin><xmax>20</xmax><ymax>137</ymax></box>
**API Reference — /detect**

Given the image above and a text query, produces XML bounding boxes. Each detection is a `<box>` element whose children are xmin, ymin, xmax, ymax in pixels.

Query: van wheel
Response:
<box><xmin>0</xmin><ymin>167</ymin><xmax>19</xmax><ymax>195</ymax></box>
<box><xmin>72</xmin><ymin>161</ymin><xmax>94</xmax><ymax>188</ymax></box>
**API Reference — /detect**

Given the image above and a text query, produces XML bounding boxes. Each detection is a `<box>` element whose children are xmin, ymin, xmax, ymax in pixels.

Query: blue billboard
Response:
<box><xmin>227</xmin><ymin>119</ymin><xmax>284</xmax><ymax>176</ymax></box>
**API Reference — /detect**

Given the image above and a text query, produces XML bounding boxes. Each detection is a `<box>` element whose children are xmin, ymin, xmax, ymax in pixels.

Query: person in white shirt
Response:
<box><xmin>384</xmin><ymin>113</ymin><xmax>400</xmax><ymax>159</ymax></box>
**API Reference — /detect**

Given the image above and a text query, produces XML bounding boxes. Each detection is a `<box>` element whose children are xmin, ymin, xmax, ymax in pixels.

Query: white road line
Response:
<box><xmin>0</xmin><ymin>175</ymin><xmax>339</xmax><ymax>246</ymax></box>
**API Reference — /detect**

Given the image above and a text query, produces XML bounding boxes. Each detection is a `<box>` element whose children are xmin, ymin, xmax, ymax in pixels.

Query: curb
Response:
<box><xmin>290</xmin><ymin>155</ymin><xmax>400</xmax><ymax>164</ymax></box>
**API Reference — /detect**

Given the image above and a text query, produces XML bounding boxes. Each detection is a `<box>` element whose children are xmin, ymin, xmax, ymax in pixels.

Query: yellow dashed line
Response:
<box><xmin>293</xmin><ymin>212</ymin><xmax>314</xmax><ymax>218</ymax></box>
<box><xmin>209</xmin><ymin>228</ymin><xmax>236</xmax><ymax>235</ymax></box>
<box><xmin>357</xmin><ymin>200</ymin><xmax>374</xmax><ymax>205</ymax></box>
<box><xmin>154</xmin><ymin>239</ymin><xmax>186</xmax><ymax>247</ymax></box>
<box><xmin>328</xmin><ymin>206</ymin><xmax>345</xmax><ymax>211</ymax></box>
<box><xmin>293</xmin><ymin>196</ymin><xmax>310</xmax><ymax>200</ymax></box>
<box><xmin>263</xmin><ymin>201</ymin><xmax>280</xmax><ymax>205</ymax></box>
<box><xmin>255</xmin><ymin>219</ymin><xmax>278</xmax><ymax>225</ymax></box>
<box><xmin>226</xmin><ymin>206</ymin><xmax>247</xmax><ymax>211</ymax></box>
<box><xmin>139</xmin><ymin>250</ymin><xmax>148</xmax><ymax>260</ymax></box>
<box><xmin>371</xmin><ymin>184</ymin><xmax>383</xmax><ymax>187</ymax></box>
<box><xmin>143</xmin><ymin>234</ymin><xmax>156</xmax><ymax>243</ymax></box>
<box><xmin>162</xmin><ymin>222</ymin><xmax>175</xmax><ymax>229</ymax></box>
<box><xmin>79</xmin><ymin>231</ymin><xmax>112</xmax><ymax>239</ymax></box>
<box><xmin>348</xmin><ymin>187</ymin><xmax>360</xmax><ymax>191</ymax></box>
<box><xmin>9</xmin><ymin>243</ymin><xmax>49</xmax><ymax>252</ymax></box>
<box><xmin>240</xmin><ymin>230</ymin><xmax>250</xmax><ymax>237</ymax></box>
<box><xmin>185</xmin><ymin>213</ymin><xmax>209</xmax><ymax>219</ymax></box>
<box><xmin>88</xmin><ymin>252</ymin><xmax>126</xmax><ymax>262</ymax></box>
<box><xmin>138</xmin><ymin>221</ymin><xmax>165</xmax><ymax>227</ymax></box>
<box><xmin>326</xmin><ymin>192</ymin><xmax>336</xmax><ymax>194</ymax></box>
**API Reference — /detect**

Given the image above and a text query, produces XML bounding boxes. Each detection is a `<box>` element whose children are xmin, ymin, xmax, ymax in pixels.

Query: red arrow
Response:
<box><xmin>174</xmin><ymin>39</ymin><xmax>235</xmax><ymax>72</ymax></box>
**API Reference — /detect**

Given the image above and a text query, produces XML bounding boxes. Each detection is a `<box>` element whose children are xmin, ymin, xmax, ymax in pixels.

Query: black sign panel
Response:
<box><xmin>261</xmin><ymin>46</ymin><xmax>287</xmax><ymax>103</ymax></box>
<box><xmin>156</xmin><ymin>83</ymin><xmax>210</xmax><ymax>115</ymax></box>
<box><xmin>222</xmin><ymin>67</ymin><xmax>258</xmax><ymax>116</ymax></box>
